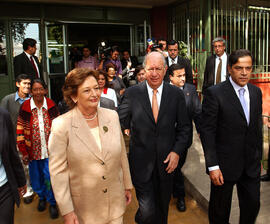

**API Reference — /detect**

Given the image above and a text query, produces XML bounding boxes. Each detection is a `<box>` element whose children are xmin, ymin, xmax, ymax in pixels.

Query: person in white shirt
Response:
<box><xmin>97</xmin><ymin>70</ymin><xmax>118</xmax><ymax>107</ymax></box>
<box><xmin>202</xmin><ymin>37</ymin><xmax>229</xmax><ymax>93</ymax></box>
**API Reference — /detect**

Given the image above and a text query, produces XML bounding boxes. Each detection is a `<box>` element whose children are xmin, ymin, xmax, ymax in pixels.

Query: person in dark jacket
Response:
<box><xmin>0</xmin><ymin>107</ymin><xmax>26</xmax><ymax>224</ymax></box>
<box><xmin>169</xmin><ymin>63</ymin><xmax>201</xmax><ymax>212</ymax></box>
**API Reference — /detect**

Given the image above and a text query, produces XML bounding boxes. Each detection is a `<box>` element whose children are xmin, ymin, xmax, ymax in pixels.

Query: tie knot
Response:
<box><xmin>153</xmin><ymin>89</ymin><xmax>158</xmax><ymax>95</ymax></box>
<box><xmin>239</xmin><ymin>88</ymin><xmax>245</xmax><ymax>96</ymax></box>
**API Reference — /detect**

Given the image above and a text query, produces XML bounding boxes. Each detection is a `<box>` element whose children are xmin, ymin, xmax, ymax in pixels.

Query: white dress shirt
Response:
<box><xmin>146</xmin><ymin>81</ymin><xmax>163</xmax><ymax>107</ymax></box>
<box><xmin>24</xmin><ymin>51</ymin><xmax>40</xmax><ymax>78</ymax></box>
<box><xmin>101</xmin><ymin>88</ymin><xmax>118</xmax><ymax>107</ymax></box>
<box><xmin>168</xmin><ymin>56</ymin><xmax>178</xmax><ymax>67</ymax></box>
<box><xmin>30</xmin><ymin>97</ymin><xmax>48</xmax><ymax>159</ymax></box>
<box><xmin>214</xmin><ymin>53</ymin><xmax>227</xmax><ymax>84</ymax></box>
<box><xmin>208</xmin><ymin>77</ymin><xmax>250</xmax><ymax>172</ymax></box>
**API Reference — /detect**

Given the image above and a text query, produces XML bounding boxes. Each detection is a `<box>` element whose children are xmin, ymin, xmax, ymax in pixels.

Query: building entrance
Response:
<box><xmin>47</xmin><ymin>22</ymin><xmax>142</xmax><ymax>103</ymax></box>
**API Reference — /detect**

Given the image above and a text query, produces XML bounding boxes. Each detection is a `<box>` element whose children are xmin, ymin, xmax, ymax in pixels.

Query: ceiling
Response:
<box><xmin>10</xmin><ymin>0</ymin><xmax>178</xmax><ymax>8</ymax></box>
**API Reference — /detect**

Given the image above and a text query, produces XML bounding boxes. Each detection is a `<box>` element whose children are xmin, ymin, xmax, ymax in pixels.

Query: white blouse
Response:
<box><xmin>101</xmin><ymin>88</ymin><xmax>118</xmax><ymax>107</ymax></box>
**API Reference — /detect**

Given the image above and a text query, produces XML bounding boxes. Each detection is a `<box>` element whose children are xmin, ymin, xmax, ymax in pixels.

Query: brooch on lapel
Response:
<box><xmin>103</xmin><ymin>126</ymin><xmax>108</xmax><ymax>133</ymax></box>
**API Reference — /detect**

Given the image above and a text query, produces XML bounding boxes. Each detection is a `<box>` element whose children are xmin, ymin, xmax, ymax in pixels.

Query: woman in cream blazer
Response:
<box><xmin>48</xmin><ymin>68</ymin><xmax>132</xmax><ymax>224</ymax></box>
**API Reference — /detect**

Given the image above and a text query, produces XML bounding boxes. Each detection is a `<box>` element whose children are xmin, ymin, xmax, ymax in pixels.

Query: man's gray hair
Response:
<box><xmin>212</xmin><ymin>37</ymin><xmax>226</xmax><ymax>46</ymax></box>
<box><xmin>143</xmin><ymin>51</ymin><xmax>167</xmax><ymax>68</ymax></box>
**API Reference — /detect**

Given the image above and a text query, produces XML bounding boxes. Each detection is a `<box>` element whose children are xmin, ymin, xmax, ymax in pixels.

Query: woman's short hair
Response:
<box><xmin>31</xmin><ymin>78</ymin><xmax>47</xmax><ymax>90</ymax></box>
<box><xmin>63</xmin><ymin>68</ymin><xmax>99</xmax><ymax>109</ymax></box>
<box><xmin>105</xmin><ymin>63</ymin><xmax>117</xmax><ymax>72</ymax></box>
<box><xmin>98</xmin><ymin>70</ymin><xmax>110</xmax><ymax>88</ymax></box>
<box><xmin>133</xmin><ymin>65</ymin><xmax>144</xmax><ymax>77</ymax></box>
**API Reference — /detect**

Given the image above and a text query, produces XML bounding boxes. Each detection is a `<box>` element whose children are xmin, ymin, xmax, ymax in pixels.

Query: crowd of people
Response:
<box><xmin>0</xmin><ymin>35</ymin><xmax>267</xmax><ymax>224</ymax></box>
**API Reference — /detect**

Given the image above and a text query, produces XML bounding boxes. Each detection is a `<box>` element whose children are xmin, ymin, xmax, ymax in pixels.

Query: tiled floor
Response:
<box><xmin>14</xmin><ymin>190</ymin><xmax>208</xmax><ymax>224</ymax></box>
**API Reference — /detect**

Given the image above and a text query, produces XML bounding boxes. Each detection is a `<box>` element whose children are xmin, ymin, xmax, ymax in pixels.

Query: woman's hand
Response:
<box><xmin>120</xmin><ymin>89</ymin><xmax>125</xmax><ymax>96</ymax></box>
<box><xmin>63</xmin><ymin>211</ymin><xmax>80</xmax><ymax>224</ymax></box>
<box><xmin>18</xmin><ymin>185</ymin><xmax>27</xmax><ymax>197</ymax></box>
<box><xmin>22</xmin><ymin>155</ymin><xmax>29</xmax><ymax>165</ymax></box>
<box><xmin>125</xmin><ymin>189</ymin><xmax>132</xmax><ymax>205</ymax></box>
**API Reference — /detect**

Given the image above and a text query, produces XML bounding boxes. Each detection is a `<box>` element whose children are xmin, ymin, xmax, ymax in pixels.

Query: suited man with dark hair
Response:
<box><xmin>201</xmin><ymin>49</ymin><xmax>262</xmax><ymax>224</ymax></box>
<box><xmin>202</xmin><ymin>37</ymin><xmax>229</xmax><ymax>94</ymax></box>
<box><xmin>164</xmin><ymin>40</ymin><xmax>193</xmax><ymax>84</ymax></box>
<box><xmin>14</xmin><ymin>38</ymin><xmax>42</xmax><ymax>80</ymax></box>
<box><xmin>118</xmin><ymin>51</ymin><xmax>191</xmax><ymax>224</ymax></box>
<box><xmin>169</xmin><ymin>63</ymin><xmax>201</xmax><ymax>212</ymax></box>
<box><xmin>0</xmin><ymin>107</ymin><xmax>26</xmax><ymax>224</ymax></box>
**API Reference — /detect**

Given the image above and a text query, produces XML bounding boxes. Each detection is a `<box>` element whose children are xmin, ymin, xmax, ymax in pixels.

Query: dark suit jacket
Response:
<box><xmin>202</xmin><ymin>54</ymin><xmax>229</xmax><ymax>93</ymax></box>
<box><xmin>100</xmin><ymin>97</ymin><xmax>116</xmax><ymax>110</ymax></box>
<box><xmin>14</xmin><ymin>52</ymin><xmax>42</xmax><ymax>80</ymax></box>
<box><xmin>200</xmin><ymin>80</ymin><xmax>262</xmax><ymax>181</ymax></box>
<box><xmin>121</xmin><ymin>56</ymin><xmax>138</xmax><ymax>70</ymax></box>
<box><xmin>164</xmin><ymin>56</ymin><xmax>193</xmax><ymax>84</ymax></box>
<box><xmin>58</xmin><ymin>97</ymin><xmax>115</xmax><ymax>115</ymax></box>
<box><xmin>0</xmin><ymin>107</ymin><xmax>26</xmax><ymax>207</ymax></box>
<box><xmin>118</xmin><ymin>81</ymin><xmax>191</xmax><ymax>183</ymax></box>
<box><xmin>182</xmin><ymin>83</ymin><xmax>201</xmax><ymax>148</ymax></box>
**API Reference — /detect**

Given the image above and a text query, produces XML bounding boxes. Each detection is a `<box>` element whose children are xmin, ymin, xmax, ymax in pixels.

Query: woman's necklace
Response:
<box><xmin>84</xmin><ymin>112</ymin><xmax>97</xmax><ymax>121</ymax></box>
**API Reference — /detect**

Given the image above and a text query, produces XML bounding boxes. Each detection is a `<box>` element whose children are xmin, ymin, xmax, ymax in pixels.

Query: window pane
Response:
<box><xmin>0</xmin><ymin>22</ymin><xmax>8</xmax><ymax>76</ymax></box>
<box><xmin>46</xmin><ymin>24</ymin><xmax>65</xmax><ymax>73</ymax></box>
<box><xmin>12</xmin><ymin>23</ymin><xmax>40</xmax><ymax>58</ymax></box>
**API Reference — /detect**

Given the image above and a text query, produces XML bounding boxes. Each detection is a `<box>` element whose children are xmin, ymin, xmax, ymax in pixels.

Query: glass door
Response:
<box><xmin>133</xmin><ymin>21</ymin><xmax>151</xmax><ymax>63</ymax></box>
<box><xmin>45</xmin><ymin>22</ymin><xmax>68</xmax><ymax>103</ymax></box>
<box><xmin>0</xmin><ymin>21</ymin><xmax>10</xmax><ymax>100</ymax></box>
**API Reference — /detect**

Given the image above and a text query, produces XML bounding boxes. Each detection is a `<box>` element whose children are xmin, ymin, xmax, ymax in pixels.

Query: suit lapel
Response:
<box><xmin>157</xmin><ymin>82</ymin><xmax>168</xmax><ymax>123</ymax></box>
<box><xmin>97</xmin><ymin>107</ymin><xmax>111</xmax><ymax>160</ymax></box>
<box><xmin>139</xmin><ymin>82</ymin><xmax>155</xmax><ymax>123</ymax></box>
<box><xmin>72</xmin><ymin>107</ymin><xmax>104</xmax><ymax>161</ymax></box>
<box><xmin>23</xmin><ymin>52</ymin><xmax>33</xmax><ymax>68</ymax></box>
<box><xmin>248</xmin><ymin>84</ymin><xmax>256</xmax><ymax>126</ymax></box>
<box><xmin>223</xmin><ymin>80</ymin><xmax>247</xmax><ymax>124</ymax></box>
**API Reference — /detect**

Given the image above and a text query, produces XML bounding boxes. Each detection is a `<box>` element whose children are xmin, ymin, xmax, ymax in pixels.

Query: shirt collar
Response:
<box><xmin>216</xmin><ymin>52</ymin><xmax>227</xmax><ymax>60</ymax></box>
<box><xmin>169</xmin><ymin>82</ymin><xmax>183</xmax><ymax>89</ymax></box>
<box><xmin>146</xmin><ymin>81</ymin><xmax>164</xmax><ymax>94</ymax></box>
<box><xmin>15</xmin><ymin>91</ymin><xmax>30</xmax><ymax>102</ymax></box>
<box><xmin>24</xmin><ymin>51</ymin><xmax>32</xmax><ymax>59</ymax></box>
<box><xmin>30</xmin><ymin>97</ymin><xmax>48</xmax><ymax>110</ymax></box>
<box><xmin>169</xmin><ymin>56</ymin><xmax>178</xmax><ymax>63</ymax></box>
<box><xmin>229</xmin><ymin>76</ymin><xmax>248</xmax><ymax>92</ymax></box>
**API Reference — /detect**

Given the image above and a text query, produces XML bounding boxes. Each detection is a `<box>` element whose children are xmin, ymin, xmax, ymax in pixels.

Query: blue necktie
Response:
<box><xmin>238</xmin><ymin>88</ymin><xmax>249</xmax><ymax>124</ymax></box>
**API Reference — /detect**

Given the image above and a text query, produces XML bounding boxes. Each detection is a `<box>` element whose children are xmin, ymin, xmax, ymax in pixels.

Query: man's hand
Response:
<box><xmin>124</xmin><ymin>129</ymin><xmax>130</xmax><ymax>136</ymax></box>
<box><xmin>125</xmin><ymin>189</ymin><xmax>132</xmax><ymax>205</ymax></box>
<box><xmin>120</xmin><ymin>89</ymin><xmax>125</xmax><ymax>96</ymax></box>
<box><xmin>127</xmin><ymin>61</ymin><xmax>132</xmax><ymax>69</ymax></box>
<box><xmin>63</xmin><ymin>211</ymin><xmax>80</xmax><ymax>224</ymax></box>
<box><xmin>22</xmin><ymin>155</ymin><xmax>29</xmax><ymax>165</ymax></box>
<box><xmin>164</xmin><ymin>152</ymin><xmax>179</xmax><ymax>173</ymax></box>
<box><xmin>209</xmin><ymin>169</ymin><xmax>224</xmax><ymax>186</ymax></box>
<box><xmin>18</xmin><ymin>185</ymin><xmax>27</xmax><ymax>197</ymax></box>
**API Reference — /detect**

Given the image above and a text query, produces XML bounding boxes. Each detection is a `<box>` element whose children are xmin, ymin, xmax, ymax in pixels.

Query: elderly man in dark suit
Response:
<box><xmin>118</xmin><ymin>51</ymin><xmax>191</xmax><ymax>224</ymax></box>
<box><xmin>169</xmin><ymin>63</ymin><xmax>201</xmax><ymax>212</ymax></box>
<box><xmin>0</xmin><ymin>107</ymin><xmax>26</xmax><ymax>224</ymax></box>
<box><xmin>202</xmin><ymin>37</ymin><xmax>229</xmax><ymax>93</ymax></box>
<box><xmin>201</xmin><ymin>49</ymin><xmax>262</xmax><ymax>224</ymax></box>
<box><xmin>164</xmin><ymin>40</ymin><xmax>193</xmax><ymax>84</ymax></box>
<box><xmin>14</xmin><ymin>38</ymin><xmax>42</xmax><ymax>80</ymax></box>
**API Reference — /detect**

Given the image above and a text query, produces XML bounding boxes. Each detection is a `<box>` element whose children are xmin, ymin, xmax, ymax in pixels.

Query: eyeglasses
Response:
<box><xmin>213</xmin><ymin>45</ymin><xmax>224</xmax><ymax>49</ymax></box>
<box><xmin>82</xmin><ymin>87</ymin><xmax>100</xmax><ymax>95</ymax></box>
<box><xmin>145</xmin><ymin>67</ymin><xmax>164</xmax><ymax>74</ymax></box>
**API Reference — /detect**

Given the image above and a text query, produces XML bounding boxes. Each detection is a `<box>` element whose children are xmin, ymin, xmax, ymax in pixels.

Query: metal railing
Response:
<box><xmin>262</xmin><ymin>115</ymin><xmax>270</xmax><ymax>170</ymax></box>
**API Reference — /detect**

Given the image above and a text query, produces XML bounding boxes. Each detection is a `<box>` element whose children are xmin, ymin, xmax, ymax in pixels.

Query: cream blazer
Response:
<box><xmin>48</xmin><ymin>107</ymin><xmax>132</xmax><ymax>224</ymax></box>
